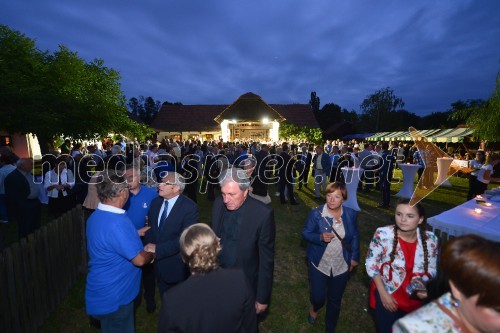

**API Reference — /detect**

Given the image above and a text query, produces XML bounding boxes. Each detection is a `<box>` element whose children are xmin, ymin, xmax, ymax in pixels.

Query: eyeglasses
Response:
<box><xmin>160</xmin><ymin>181</ymin><xmax>176</xmax><ymax>186</ymax></box>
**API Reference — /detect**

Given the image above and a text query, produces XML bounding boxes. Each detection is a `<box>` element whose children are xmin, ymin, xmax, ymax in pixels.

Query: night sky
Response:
<box><xmin>2</xmin><ymin>0</ymin><xmax>499</xmax><ymax>115</ymax></box>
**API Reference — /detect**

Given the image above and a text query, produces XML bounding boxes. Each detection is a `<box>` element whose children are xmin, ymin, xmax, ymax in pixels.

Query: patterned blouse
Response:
<box><xmin>314</xmin><ymin>205</ymin><xmax>348</xmax><ymax>277</ymax></box>
<box><xmin>365</xmin><ymin>225</ymin><xmax>439</xmax><ymax>294</ymax></box>
<box><xmin>393</xmin><ymin>293</ymin><xmax>461</xmax><ymax>332</ymax></box>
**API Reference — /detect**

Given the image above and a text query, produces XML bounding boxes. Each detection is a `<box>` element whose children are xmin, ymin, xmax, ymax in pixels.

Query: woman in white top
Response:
<box><xmin>467</xmin><ymin>151</ymin><xmax>497</xmax><ymax>200</ymax></box>
<box><xmin>44</xmin><ymin>161</ymin><xmax>75</xmax><ymax>217</ymax></box>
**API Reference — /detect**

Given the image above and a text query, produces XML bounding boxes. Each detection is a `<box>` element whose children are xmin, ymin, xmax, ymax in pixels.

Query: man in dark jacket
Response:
<box><xmin>378</xmin><ymin>142</ymin><xmax>396</xmax><ymax>208</ymax></box>
<box><xmin>278</xmin><ymin>144</ymin><xmax>298</xmax><ymax>205</ymax></box>
<box><xmin>211</xmin><ymin>168</ymin><xmax>275</xmax><ymax>317</ymax></box>
<box><xmin>4</xmin><ymin>158</ymin><xmax>41</xmax><ymax>239</ymax></box>
<box><xmin>144</xmin><ymin>172</ymin><xmax>198</xmax><ymax>295</ymax></box>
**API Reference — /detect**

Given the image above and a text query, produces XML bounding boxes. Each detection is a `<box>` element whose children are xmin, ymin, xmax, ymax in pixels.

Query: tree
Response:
<box><xmin>279</xmin><ymin>123</ymin><xmax>322</xmax><ymax>144</ymax></box>
<box><xmin>449</xmin><ymin>73</ymin><xmax>500</xmax><ymax>142</ymax></box>
<box><xmin>128</xmin><ymin>96</ymin><xmax>171</xmax><ymax>125</ymax></box>
<box><xmin>0</xmin><ymin>25</ymin><xmax>152</xmax><ymax>153</ymax></box>
<box><xmin>342</xmin><ymin>108</ymin><xmax>359</xmax><ymax>126</ymax></box>
<box><xmin>313</xmin><ymin>103</ymin><xmax>343</xmax><ymax>131</ymax></box>
<box><xmin>309</xmin><ymin>91</ymin><xmax>320</xmax><ymax>112</ymax></box>
<box><xmin>127</xmin><ymin>97</ymin><xmax>142</xmax><ymax>117</ymax></box>
<box><xmin>143</xmin><ymin>96</ymin><xmax>160</xmax><ymax>124</ymax></box>
<box><xmin>360</xmin><ymin>87</ymin><xmax>405</xmax><ymax>131</ymax></box>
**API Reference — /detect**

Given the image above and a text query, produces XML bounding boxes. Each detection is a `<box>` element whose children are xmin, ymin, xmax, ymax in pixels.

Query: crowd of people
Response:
<box><xmin>0</xmin><ymin>137</ymin><xmax>499</xmax><ymax>333</ymax></box>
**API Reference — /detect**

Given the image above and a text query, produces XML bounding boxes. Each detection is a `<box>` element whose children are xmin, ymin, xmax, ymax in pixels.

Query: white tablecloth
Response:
<box><xmin>452</xmin><ymin>159</ymin><xmax>469</xmax><ymax>169</ymax></box>
<box><xmin>396</xmin><ymin>164</ymin><xmax>420</xmax><ymax>199</ymax></box>
<box><xmin>434</xmin><ymin>157</ymin><xmax>453</xmax><ymax>187</ymax></box>
<box><xmin>341</xmin><ymin>167</ymin><xmax>363</xmax><ymax>211</ymax></box>
<box><xmin>428</xmin><ymin>198</ymin><xmax>500</xmax><ymax>241</ymax></box>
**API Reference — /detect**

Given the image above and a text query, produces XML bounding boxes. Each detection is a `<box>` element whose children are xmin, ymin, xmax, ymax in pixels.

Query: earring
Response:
<box><xmin>451</xmin><ymin>294</ymin><xmax>459</xmax><ymax>307</ymax></box>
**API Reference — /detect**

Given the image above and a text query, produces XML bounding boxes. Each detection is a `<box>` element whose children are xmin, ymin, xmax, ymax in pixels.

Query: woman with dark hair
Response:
<box><xmin>467</xmin><ymin>151</ymin><xmax>498</xmax><ymax>200</ymax></box>
<box><xmin>394</xmin><ymin>235</ymin><xmax>500</xmax><ymax>333</ymax></box>
<box><xmin>44</xmin><ymin>159</ymin><xmax>75</xmax><ymax>217</ymax></box>
<box><xmin>302</xmin><ymin>182</ymin><xmax>360</xmax><ymax>333</ymax></box>
<box><xmin>365</xmin><ymin>198</ymin><xmax>439</xmax><ymax>333</ymax></box>
<box><xmin>158</xmin><ymin>223</ymin><xmax>257</xmax><ymax>333</ymax></box>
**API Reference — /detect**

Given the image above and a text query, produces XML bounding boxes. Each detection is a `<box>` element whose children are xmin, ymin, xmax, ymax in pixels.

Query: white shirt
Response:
<box><xmin>315</xmin><ymin>153</ymin><xmax>323</xmax><ymax>170</ymax></box>
<box><xmin>157</xmin><ymin>195</ymin><xmax>180</xmax><ymax>227</ymax></box>
<box><xmin>44</xmin><ymin>168</ymin><xmax>75</xmax><ymax>198</ymax></box>
<box><xmin>97</xmin><ymin>202</ymin><xmax>125</xmax><ymax>214</ymax></box>
<box><xmin>476</xmin><ymin>163</ymin><xmax>493</xmax><ymax>184</ymax></box>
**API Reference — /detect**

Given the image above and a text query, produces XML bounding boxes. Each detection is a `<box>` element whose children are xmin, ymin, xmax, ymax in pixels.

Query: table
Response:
<box><xmin>434</xmin><ymin>157</ymin><xmax>454</xmax><ymax>187</ymax></box>
<box><xmin>452</xmin><ymin>159</ymin><xmax>469</xmax><ymax>169</ymax></box>
<box><xmin>341</xmin><ymin>167</ymin><xmax>363</xmax><ymax>211</ymax></box>
<box><xmin>428</xmin><ymin>198</ymin><xmax>500</xmax><ymax>241</ymax></box>
<box><xmin>396</xmin><ymin>164</ymin><xmax>420</xmax><ymax>199</ymax></box>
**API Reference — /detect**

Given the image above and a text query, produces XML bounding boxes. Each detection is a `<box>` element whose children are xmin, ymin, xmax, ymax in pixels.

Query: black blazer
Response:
<box><xmin>297</xmin><ymin>152</ymin><xmax>312</xmax><ymax>172</ymax></box>
<box><xmin>252</xmin><ymin>150</ymin><xmax>271</xmax><ymax>197</ymax></box>
<box><xmin>4</xmin><ymin>169</ymin><xmax>30</xmax><ymax>206</ymax></box>
<box><xmin>278</xmin><ymin>152</ymin><xmax>295</xmax><ymax>183</ymax></box>
<box><xmin>211</xmin><ymin>196</ymin><xmax>275</xmax><ymax>304</ymax></box>
<box><xmin>158</xmin><ymin>268</ymin><xmax>257</xmax><ymax>333</ymax></box>
<box><xmin>145</xmin><ymin>195</ymin><xmax>198</xmax><ymax>287</ymax></box>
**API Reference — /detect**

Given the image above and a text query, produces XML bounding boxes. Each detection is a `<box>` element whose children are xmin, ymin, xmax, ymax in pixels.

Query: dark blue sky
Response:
<box><xmin>2</xmin><ymin>0</ymin><xmax>499</xmax><ymax>115</ymax></box>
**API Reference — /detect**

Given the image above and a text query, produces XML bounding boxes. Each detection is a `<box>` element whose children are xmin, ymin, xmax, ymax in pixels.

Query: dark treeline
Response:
<box><xmin>310</xmin><ymin>89</ymin><xmax>485</xmax><ymax>135</ymax></box>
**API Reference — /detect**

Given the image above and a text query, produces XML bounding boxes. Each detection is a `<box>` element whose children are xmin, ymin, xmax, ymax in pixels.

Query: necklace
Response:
<box><xmin>330</xmin><ymin>214</ymin><xmax>342</xmax><ymax>228</ymax></box>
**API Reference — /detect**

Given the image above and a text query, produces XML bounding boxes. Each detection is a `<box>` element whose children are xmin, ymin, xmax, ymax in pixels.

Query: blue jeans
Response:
<box><xmin>314</xmin><ymin>171</ymin><xmax>327</xmax><ymax>197</ymax></box>
<box><xmin>93</xmin><ymin>302</ymin><xmax>134</xmax><ymax>333</ymax></box>
<box><xmin>308</xmin><ymin>262</ymin><xmax>350</xmax><ymax>333</ymax></box>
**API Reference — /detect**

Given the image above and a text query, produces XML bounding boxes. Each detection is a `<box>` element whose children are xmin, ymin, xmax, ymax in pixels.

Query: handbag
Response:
<box><xmin>316</xmin><ymin>208</ymin><xmax>352</xmax><ymax>254</ymax></box>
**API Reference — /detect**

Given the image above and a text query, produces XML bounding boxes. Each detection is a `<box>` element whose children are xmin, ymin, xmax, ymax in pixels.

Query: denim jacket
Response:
<box><xmin>302</xmin><ymin>204</ymin><xmax>360</xmax><ymax>267</ymax></box>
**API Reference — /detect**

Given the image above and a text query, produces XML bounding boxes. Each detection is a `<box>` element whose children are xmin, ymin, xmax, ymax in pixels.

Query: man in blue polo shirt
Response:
<box><xmin>86</xmin><ymin>171</ymin><xmax>155</xmax><ymax>333</ymax></box>
<box><xmin>124</xmin><ymin>164</ymin><xmax>158</xmax><ymax>313</ymax></box>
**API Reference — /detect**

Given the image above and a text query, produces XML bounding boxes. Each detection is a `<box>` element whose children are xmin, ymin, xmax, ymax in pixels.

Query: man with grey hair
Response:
<box><xmin>144</xmin><ymin>172</ymin><xmax>198</xmax><ymax>296</ymax></box>
<box><xmin>211</xmin><ymin>167</ymin><xmax>275</xmax><ymax>321</ymax></box>
<box><xmin>85</xmin><ymin>171</ymin><xmax>155</xmax><ymax>333</ymax></box>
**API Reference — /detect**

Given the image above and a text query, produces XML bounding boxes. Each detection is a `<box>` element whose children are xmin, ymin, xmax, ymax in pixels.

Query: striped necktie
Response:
<box><xmin>159</xmin><ymin>200</ymin><xmax>168</xmax><ymax>229</ymax></box>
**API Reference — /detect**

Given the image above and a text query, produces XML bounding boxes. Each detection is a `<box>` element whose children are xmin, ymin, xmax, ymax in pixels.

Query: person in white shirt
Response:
<box><xmin>467</xmin><ymin>151</ymin><xmax>497</xmax><ymax>200</ymax></box>
<box><xmin>44</xmin><ymin>160</ymin><xmax>75</xmax><ymax>217</ymax></box>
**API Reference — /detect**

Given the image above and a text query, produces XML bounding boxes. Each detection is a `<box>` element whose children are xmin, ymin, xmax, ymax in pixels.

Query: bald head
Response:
<box><xmin>16</xmin><ymin>158</ymin><xmax>33</xmax><ymax>173</ymax></box>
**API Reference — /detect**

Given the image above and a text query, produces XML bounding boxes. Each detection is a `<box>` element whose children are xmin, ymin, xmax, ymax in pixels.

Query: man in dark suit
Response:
<box><xmin>179</xmin><ymin>153</ymin><xmax>200</xmax><ymax>203</ymax></box>
<box><xmin>144</xmin><ymin>172</ymin><xmax>198</xmax><ymax>296</ymax></box>
<box><xmin>203</xmin><ymin>146</ymin><xmax>219</xmax><ymax>201</ymax></box>
<box><xmin>377</xmin><ymin>142</ymin><xmax>396</xmax><ymax>208</ymax></box>
<box><xmin>4</xmin><ymin>158</ymin><xmax>41</xmax><ymax>239</ymax></box>
<box><xmin>278</xmin><ymin>144</ymin><xmax>298</xmax><ymax>205</ymax></box>
<box><xmin>211</xmin><ymin>167</ymin><xmax>275</xmax><ymax>317</ymax></box>
<box><xmin>335</xmin><ymin>146</ymin><xmax>355</xmax><ymax>183</ymax></box>
<box><xmin>297</xmin><ymin>145</ymin><xmax>312</xmax><ymax>189</ymax></box>
<box><xmin>251</xmin><ymin>144</ymin><xmax>271</xmax><ymax>198</ymax></box>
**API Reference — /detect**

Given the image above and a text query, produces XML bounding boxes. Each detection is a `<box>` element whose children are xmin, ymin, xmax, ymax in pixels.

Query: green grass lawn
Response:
<box><xmin>26</xmin><ymin>172</ymin><xmax>488</xmax><ymax>332</ymax></box>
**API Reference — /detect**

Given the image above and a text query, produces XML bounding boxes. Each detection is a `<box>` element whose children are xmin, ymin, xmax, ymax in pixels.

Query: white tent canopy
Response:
<box><xmin>364</xmin><ymin>128</ymin><xmax>474</xmax><ymax>142</ymax></box>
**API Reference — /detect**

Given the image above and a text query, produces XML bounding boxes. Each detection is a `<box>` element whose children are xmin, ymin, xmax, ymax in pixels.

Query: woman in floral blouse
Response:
<box><xmin>394</xmin><ymin>235</ymin><xmax>500</xmax><ymax>333</ymax></box>
<box><xmin>365</xmin><ymin>199</ymin><xmax>439</xmax><ymax>333</ymax></box>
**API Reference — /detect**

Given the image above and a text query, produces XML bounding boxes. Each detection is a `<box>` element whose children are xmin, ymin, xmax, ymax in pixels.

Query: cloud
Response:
<box><xmin>1</xmin><ymin>0</ymin><xmax>499</xmax><ymax>115</ymax></box>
